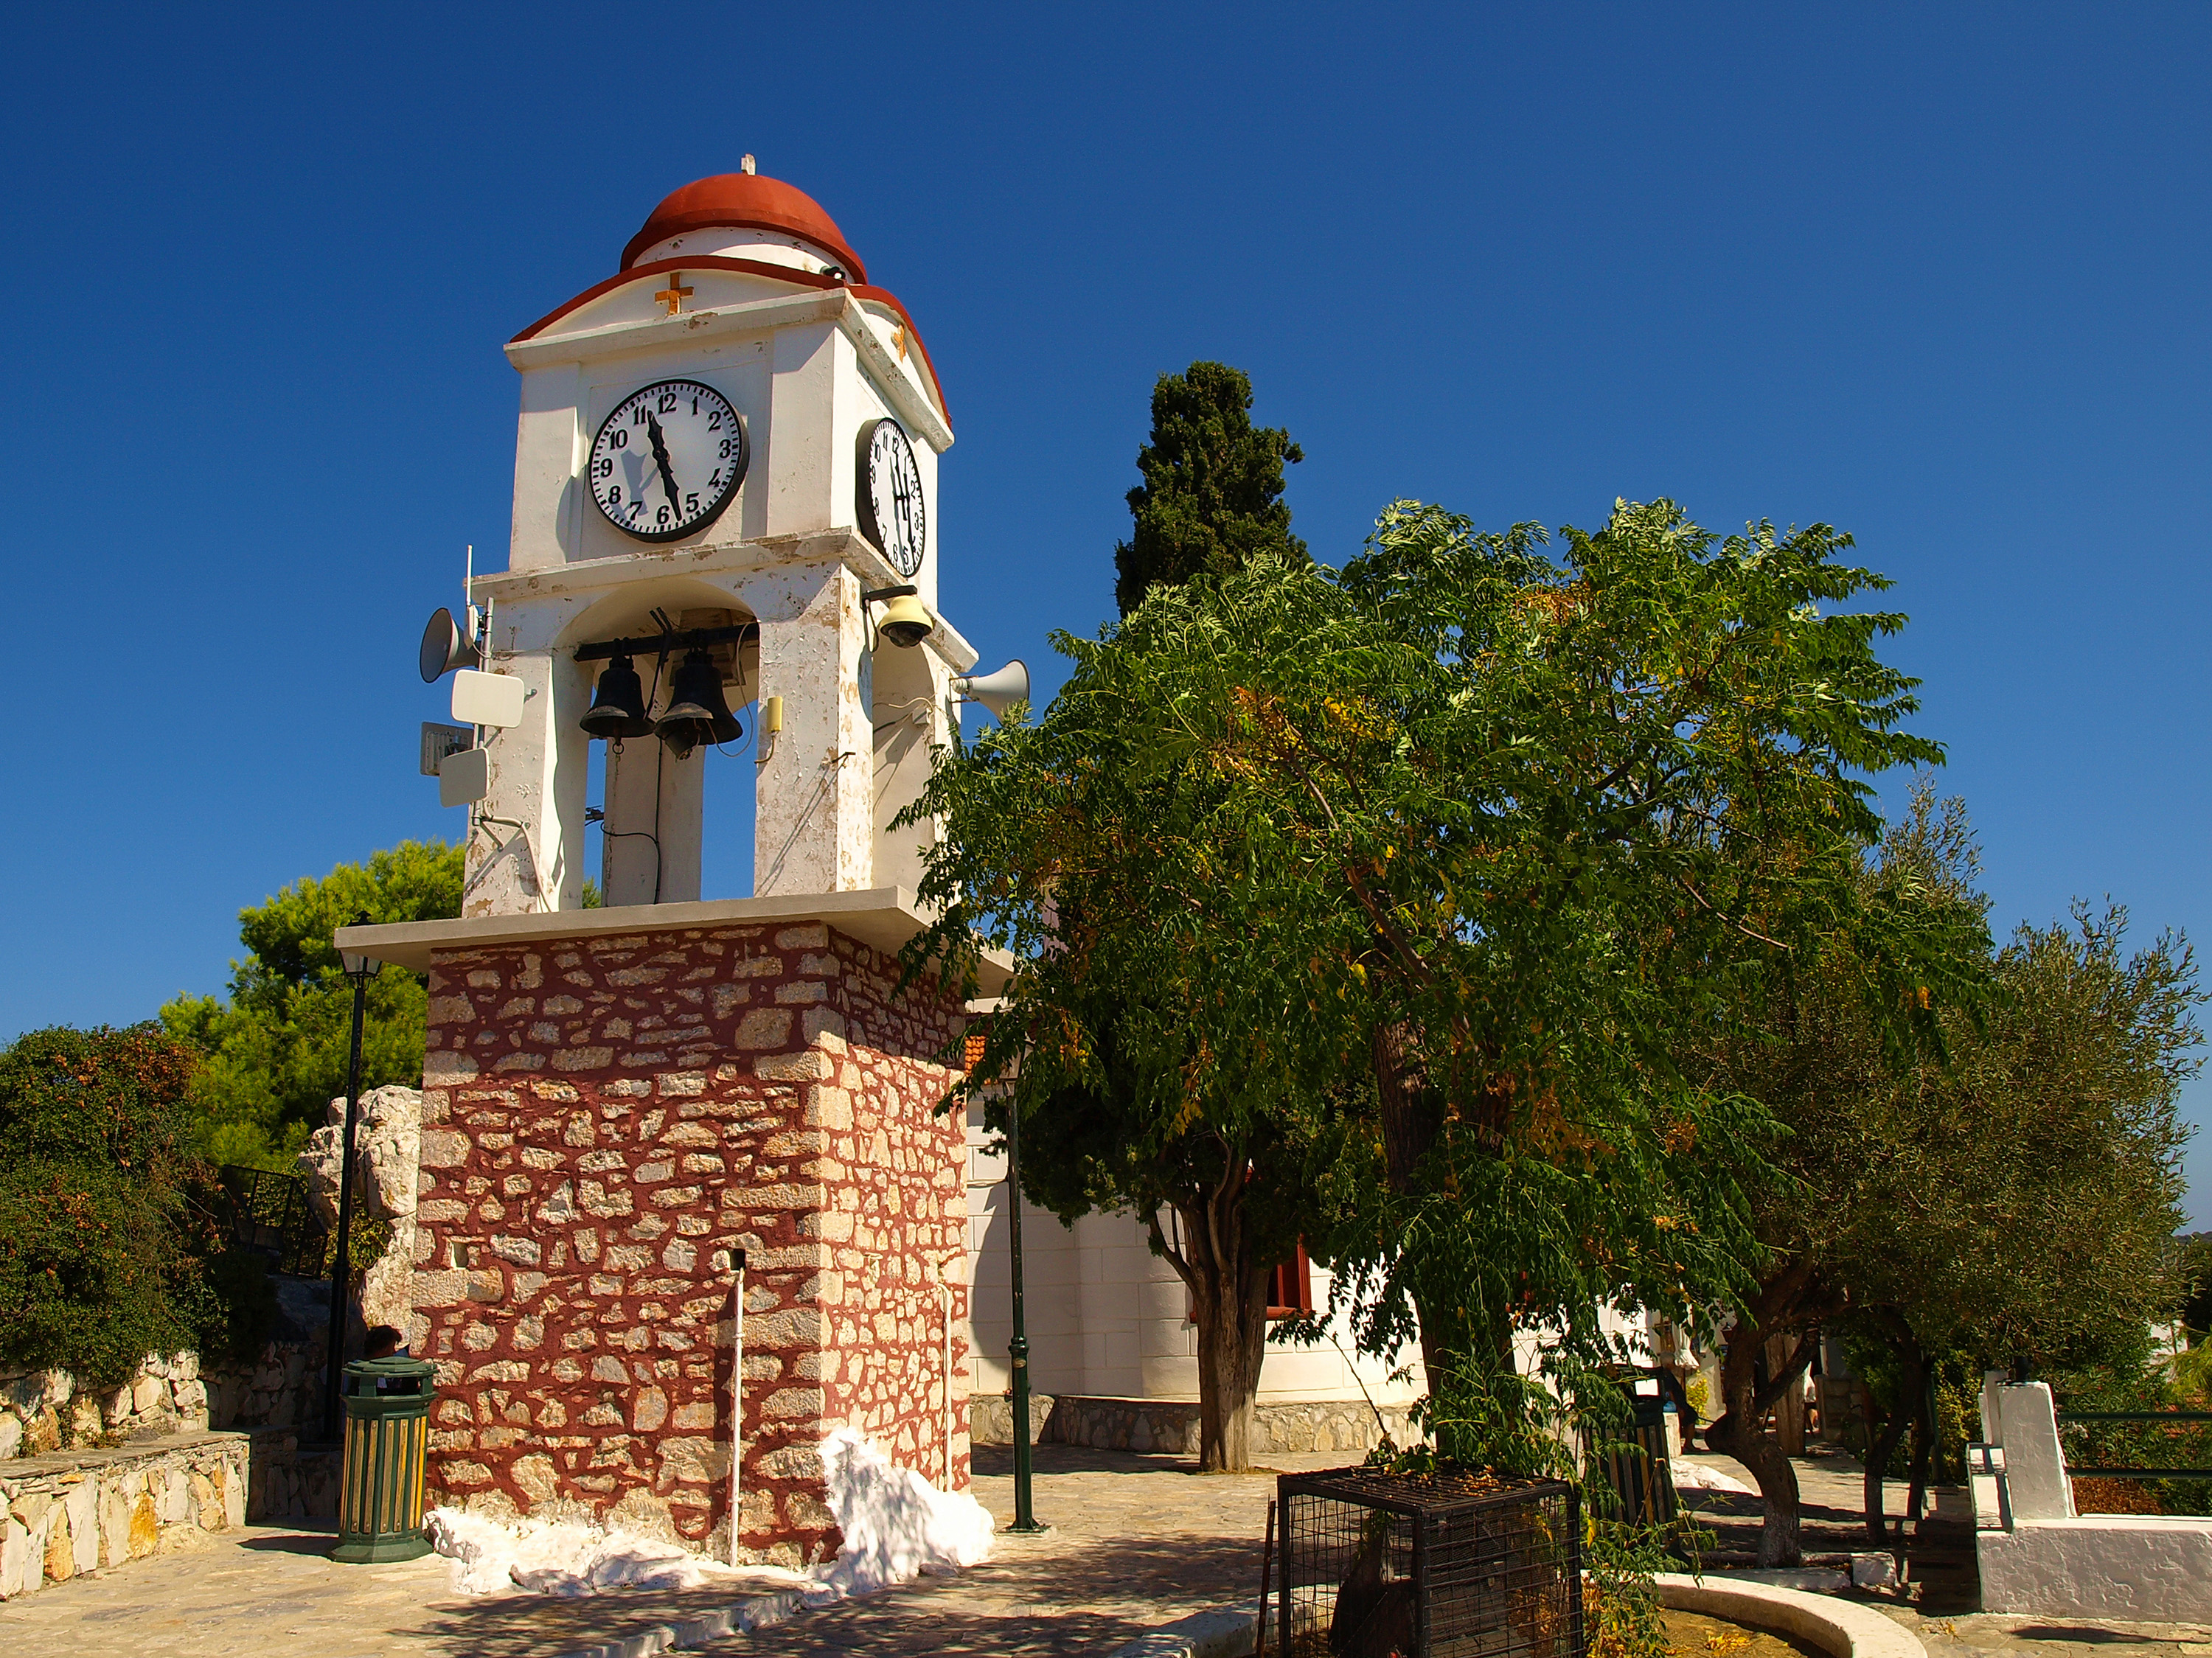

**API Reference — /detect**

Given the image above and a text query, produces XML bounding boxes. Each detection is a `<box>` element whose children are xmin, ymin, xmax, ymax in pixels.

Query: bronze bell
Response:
<box><xmin>580</xmin><ymin>654</ymin><xmax>654</xmax><ymax>741</ymax></box>
<box><xmin>655</xmin><ymin>649</ymin><xmax>741</xmax><ymax>756</ymax></box>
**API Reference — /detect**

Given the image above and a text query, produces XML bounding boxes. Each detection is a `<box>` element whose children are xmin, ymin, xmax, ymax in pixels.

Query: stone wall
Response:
<box><xmin>971</xmin><ymin>1392</ymin><xmax>1418</xmax><ymax>1457</ymax></box>
<box><xmin>412</xmin><ymin>919</ymin><xmax>971</xmax><ymax>1567</ymax></box>
<box><xmin>299</xmin><ymin>1084</ymin><xmax>422</xmax><ymax>1345</ymax></box>
<box><xmin>0</xmin><ymin>1354</ymin><xmax>210</xmax><ymax>1461</ymax></box>
<box><xmin>239</xmin><ymin>1429</ymin><xmax>341</xmax><ymax>1521</ymax></box>
<box><xmin>0</xmin><ymin>1432</ymin><xmax>246</xmax><ymax>1599</ymax></box>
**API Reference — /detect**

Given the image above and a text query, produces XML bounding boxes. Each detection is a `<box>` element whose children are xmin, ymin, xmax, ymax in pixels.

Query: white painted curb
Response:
<box><xmin>1656</xmin><ymin>1574</ymin><xmax>1927</xmax><ymax>1658</ymax></box>
<box><xmin>547</xmin><ymin>1586</ymin><xmax>807</xmax><ymax>1658</ymax></box>
<box><xmin>1102</xmin><ymin>1596</ymin><xmax>1260</xmax><ymax>1658</ymax></box>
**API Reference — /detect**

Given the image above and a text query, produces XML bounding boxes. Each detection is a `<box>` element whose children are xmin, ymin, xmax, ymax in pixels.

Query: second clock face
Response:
<box><xmin>858</xmin><ymin>417</ymin><xmax>927</xmax><ymax>577</ymax></box>
<box><xmin>589</xmin><ymin>380</ymin><xmax>748</xmax><ymax>542</ymax></box>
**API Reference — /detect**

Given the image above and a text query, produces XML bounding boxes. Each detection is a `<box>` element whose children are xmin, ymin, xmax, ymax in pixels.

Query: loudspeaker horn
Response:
<box><xmin>419</xmin><ymin>607</ymin><xmax>481</xmax><ymax>683</ymax></box>
<box><xmin>953</xmin><ymin>659</ymin><xmax>1029</xmax><ymax>721</ymax></box>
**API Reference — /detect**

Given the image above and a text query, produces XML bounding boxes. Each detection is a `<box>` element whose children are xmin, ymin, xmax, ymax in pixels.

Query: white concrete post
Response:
<box><xmin>1994</xmin><ymin>1382</ymin><xmax>2076</xmax><ymax>1519</ymax></box>
<box><xmin>1980</xmin><ymin>1369</ymin><xmax>2006</xmax><ymax>1446</ymax></box>
<box><xmin>872</xmin><ymin>641</ymin><xmax>953</xmax><ymax>897</ymax></box>
<box><xmin>462</xmin><ymin>646</ymin><xmax>592</xmax><ymax>916</ymax></box>
<box><xmin>750</xmin><ymin>563</ymin><xmax>872</xmax><ymax>896</ymax></box>
<box><xmin>600</xmin><ymin>732</ymin><xmax>704</xmax><ymax>907</ymax></box>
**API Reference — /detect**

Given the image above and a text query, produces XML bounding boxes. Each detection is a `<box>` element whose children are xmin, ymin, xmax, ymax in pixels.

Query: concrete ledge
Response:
<box><xmin>337</xmin><ymin>888</ymin><xmax>1012</xmax><ymax>992</ymax></box>
<box><xmin>1655</xmin><ymin>1574</ymin><xmax>1925</xmax><ymax>1658</ymax></box>
<box><xmin>1977</xmin><ymin>1514</ymin><xmax>2212</xmax><ymax>1619</ymax></box>
<box><xmin>970</xmin><ymin>1394</ymin><xmax>1414</xmax><ymax>1457</ymax></box>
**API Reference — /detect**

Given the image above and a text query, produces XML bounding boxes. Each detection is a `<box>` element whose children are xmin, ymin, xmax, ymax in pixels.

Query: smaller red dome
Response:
<box><xmin>622</xmin><ymin>172</ymin><xmax>866</xmax><ymax>282</ymax></box>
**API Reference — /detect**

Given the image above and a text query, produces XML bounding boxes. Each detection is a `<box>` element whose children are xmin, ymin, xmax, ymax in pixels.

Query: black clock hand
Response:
<box><xmin>644</xmin><ymin>412</ymin><xmax>683</xmax><ymax>511</ymax></box>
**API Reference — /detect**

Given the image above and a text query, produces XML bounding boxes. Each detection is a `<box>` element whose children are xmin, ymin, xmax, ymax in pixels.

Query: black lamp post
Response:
<box><xmin>1004</xmin><ymin>1097</ymin><xmax>1044</xmax><ymax>1533</ymax></box>
<box><xmin>321</xmin><ymin>913</ymin><xmax>376</xmax><ymax>1443</ymax></box>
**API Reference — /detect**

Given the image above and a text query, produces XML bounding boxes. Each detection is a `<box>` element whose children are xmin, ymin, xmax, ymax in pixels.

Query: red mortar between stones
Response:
<box><xmin>410</xmin><ymin>919</ymin><xmax>972</xmax><ymax>1567</ymax></box>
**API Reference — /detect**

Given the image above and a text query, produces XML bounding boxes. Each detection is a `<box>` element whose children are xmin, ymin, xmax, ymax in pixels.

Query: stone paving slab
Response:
<box><xmin>3</xmin><ymin>1438</ymin><xmax>2204</xmax><ymax>1657</ymax></box>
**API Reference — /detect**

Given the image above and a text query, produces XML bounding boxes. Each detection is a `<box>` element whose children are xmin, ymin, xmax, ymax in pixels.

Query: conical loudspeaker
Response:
<box><xmin>580</xmin><ymin>654</ymin><xmax>654</xmax><ymax>740</ymax></box>
<box><xmin>953</xmin><ymin>659</ymin><xmax>1029</xmax><ymax>721</ymax></box>
<box><xmin>655</xmin><ymin>649</ymin><xmax>742</xmax><ymax>756</ymax></box>
<box><xmin>419</xmin><ymin>607</ymin><xmax>481</xmax><ymax>683</ymax></box>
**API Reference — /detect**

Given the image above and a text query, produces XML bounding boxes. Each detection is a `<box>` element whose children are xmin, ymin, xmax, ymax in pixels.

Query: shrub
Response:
<box><xmin>0</xmin><ymin>1025</ymin><xmax>267</xmax><ymax>1387</ymax></box>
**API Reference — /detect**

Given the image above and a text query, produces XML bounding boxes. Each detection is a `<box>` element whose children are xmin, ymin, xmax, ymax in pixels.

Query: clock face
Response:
<box><xmin>858</xmin><ymin>417</ymin><xmax>926</xmax><ymax>577</ymax></box>
<box><xmin>588</xmin><ymin>380</ymin><xmax>748</xmax><ymax>542</ymax></box>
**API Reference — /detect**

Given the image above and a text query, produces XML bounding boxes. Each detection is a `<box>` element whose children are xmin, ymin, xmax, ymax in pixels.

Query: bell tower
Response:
<box><xmin>454</xmin><ymin>161</ymin><xmax>973</xmax><ymax>915</ymax></box>
<box><xmin>339</xmin><ymin>170</ymin><xmax>1006</xmax><ymax>1567</ymax></box>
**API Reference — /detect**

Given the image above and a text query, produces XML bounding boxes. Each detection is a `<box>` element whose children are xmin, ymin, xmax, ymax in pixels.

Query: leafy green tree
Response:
<box><xmin>914</xmin><ymin>497</ymin><xmax>1938</xmax><ymax>1481</ymax></box>
<box><xmin>161</xmin><ymin>841</ymin><xmax>461</xmax><ymax>1167</ymax></box>
<box><xmin>919</xmin><ymin>360</ymin><xmax>1321</xmax><ymax>1471</ymax></box>
<box><xmin>1698</xmin><ymin>787</ymin><xmax>2199</xmax><ymax>1558</ymax></box>
<box><xmin>1112</xmin><ymin>360</ymin><xmax>1305</xmax><ymax>617</ymax></box>
<box><xmin>2176</xmin><ymin>1233</ymin><xmax>2212</xmax><ymax>1344</ymax></box>
<box><xmin>0</xmin><ymin>1027</ymin><xmax>215</xmax><ymax>1384</ymax></box>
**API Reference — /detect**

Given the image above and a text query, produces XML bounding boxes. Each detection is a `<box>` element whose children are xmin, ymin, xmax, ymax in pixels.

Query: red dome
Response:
<box><xmin>622</xmin><ymin>172</ymin><xmax>866</xmax><ymax>282</ymax></box>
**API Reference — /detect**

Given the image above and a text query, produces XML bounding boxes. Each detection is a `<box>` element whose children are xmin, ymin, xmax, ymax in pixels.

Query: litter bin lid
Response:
<box><xmin>342</xmin><ymin>1356</ymin><xmax>437</xmax><ymax>1394</ymax></box>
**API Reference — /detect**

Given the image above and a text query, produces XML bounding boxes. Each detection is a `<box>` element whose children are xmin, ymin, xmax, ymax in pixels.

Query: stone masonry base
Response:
<box><xmin>971</xmin><ymin>1393</ymin><xmax>1417</xmax><ymax>1457</ymax></box>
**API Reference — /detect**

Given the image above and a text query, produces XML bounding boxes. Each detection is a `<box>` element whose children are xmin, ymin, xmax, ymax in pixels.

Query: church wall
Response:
<box><xmin>410</xmin><ymin>919</ymin><xmax>970</xmax><ymax>1567</ymax></box>
<box><xmin>963</xmin><ymin>1119</ymin><xmax>1423</xmax><ymax>1409</ymax></box>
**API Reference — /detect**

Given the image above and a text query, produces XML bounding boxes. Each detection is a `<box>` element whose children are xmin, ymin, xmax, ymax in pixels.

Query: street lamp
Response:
<box><xmin>321</xmin><ymin>913</ymin><xmax>377</xmax><ymax>1443</ymax></box>
<box><xmin>1004</xmin><ymin>1096</ymin><xmax>1045</xmax><ymax>1533</ymax></box>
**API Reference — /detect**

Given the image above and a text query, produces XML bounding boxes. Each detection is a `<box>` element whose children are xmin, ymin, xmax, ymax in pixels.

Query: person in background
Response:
<box><xmin>364</xmin><ymin>1326</ymin><xmax>406</xmax><ymax>1359</ymax></box>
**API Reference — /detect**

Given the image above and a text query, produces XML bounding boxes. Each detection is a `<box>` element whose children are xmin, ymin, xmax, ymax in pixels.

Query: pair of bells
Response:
<box><xmin>580</xmin><ymin>650</ymin><xmax>740</xmax><ymax>757</ymax></box>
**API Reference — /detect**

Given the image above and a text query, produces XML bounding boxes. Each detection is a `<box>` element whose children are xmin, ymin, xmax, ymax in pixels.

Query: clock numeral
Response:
<box><xmin>628</xmin><ymin>500</ymin><xmax>643</xmax><ymax>517</ymax></box>
<box><xmin>592</xmin><ymin>458</ymin><xmax>612</xmax><ymax>479</ymax></box>
<box><xmin>656</xmin><ymin>505</ymin><xmax>672</xmax><ymax>527</ymax></box>
<box><xmin>686</xmin><ymin>492</ymin><xmax>700</xmax><ymax>514</ymax></box>
<box><xmin>658</xmin><ymin>392</ymin><xmax>678</xmax><ymax>414</ymax></box>
<box><xmin>707</xmin><ymin>411</ymin><xmax>722</xmax><ymax>431</ymax></box>
<box><xmin>720</xmin><ymin>439</ymin><xmax>737</xmax><ymax>459</ymax></box>
<box><xmin>709</xmin><ymin>470</ymin><xmax>722</xmax><ymax>488</ymax></box>
<box><xmin>610</xmin><ymin>429</ymin><xmax>628</xmax><ymax>450</ymax></box>
<box><xmin>608</xmin><ymin>484</ymin><xmax>622</xmax><ymax>504</ymax></box>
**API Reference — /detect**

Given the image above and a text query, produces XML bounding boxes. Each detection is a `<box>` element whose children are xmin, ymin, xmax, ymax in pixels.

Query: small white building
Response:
<box><xmin>959</xmin><ymin>1104</ymin><xmax>1426</xmax><ymax>1455</ymax></box>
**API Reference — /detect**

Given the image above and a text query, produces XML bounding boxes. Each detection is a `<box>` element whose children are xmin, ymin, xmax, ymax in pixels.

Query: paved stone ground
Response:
<box><xmin>0</xmin><ymin>1445</ymin><xmax>1322</xmax><ymax>1657</ymax></box>
<box><xmin>1</xmin><ymin>1440</ymin><xmax>2203</xmax><ymax>1656</ymax></box>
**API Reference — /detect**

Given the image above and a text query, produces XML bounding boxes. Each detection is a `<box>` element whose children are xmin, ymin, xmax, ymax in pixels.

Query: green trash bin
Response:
<box><xmin>335</xmin><ymin>1356</ymin><xmax>436</xmax><ymax>1563</ymax></box>
<box><xmin>1586</xmin><ymin>1371</ymin><xmax>1679</xmax><ymax>1528</ymax></box>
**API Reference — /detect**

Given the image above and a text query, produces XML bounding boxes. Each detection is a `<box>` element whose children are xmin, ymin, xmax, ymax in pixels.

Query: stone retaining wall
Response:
<box><xmin>239</xmin><ymin>1429</ymin><xmax>341</xmax><ymax>1521</ymax></box>
<box><xmin>413</xmin><ymin>919</ymin><xmax>971</xmax><ymax>1567</ymax></box>
<box><xmin>0</xmin><ymin>1432</ymin><xmax>247</xmax><ymax>1599</ymax></box>
<box><xmin>971</xmin><ymin>1393</ymin><xmax>1417</xmax><ymax>1456</ymax></box>
<box><xmin>0</xmin><ymin>1354</ymin><xmax>210</xmax><ymax>1461</ymax></box>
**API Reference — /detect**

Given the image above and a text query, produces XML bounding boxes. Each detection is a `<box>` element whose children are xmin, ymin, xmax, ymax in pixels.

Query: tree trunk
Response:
<box><xmin>1863</xmin><ymin>1323</ymin><xmax>1926</xmax><ymax>1547</ymax></box>
<box><xmin>1767</xmin><ymin>1334</ymin><xmax>1808</xmax><ymax>1456</ymax></box>
<box><xmin>1189</xmin><ymin>1248</ymin><xmax>1270</xmax><ymax>1471</ymax></box>
<box><xmin>1708</xmin><ymin>1322</ymin><xmax>1814</xmax><ymax>1567</ymax></box>
<box><xmin>1703</xmin><ymin>1275</ymin><xmax>1825</xmax><ymax>1569</ymax></box>
<box><xmin>1151</xmin><ymin>1154</ymin><xmax>1273</xmax><ymax>1473</ymax></box>
<box><xmin>1371</xmin><ymin>1023</ymin><xmax>1461</xmax><ymax>1380</ymax></box>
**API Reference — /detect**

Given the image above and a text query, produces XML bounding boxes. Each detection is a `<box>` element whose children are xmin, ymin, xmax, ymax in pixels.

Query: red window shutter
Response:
<box><xmin>1267</xmin><ymin>1241</ymin><xmax>1312</xmax><ymax>1320</ymax></box>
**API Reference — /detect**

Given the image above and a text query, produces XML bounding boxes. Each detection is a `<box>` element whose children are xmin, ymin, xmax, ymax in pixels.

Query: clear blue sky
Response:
<box><xmin>3</xmin><ymin>4</ymin><xmax>2207</xmax><ymax>1222</ymax></box>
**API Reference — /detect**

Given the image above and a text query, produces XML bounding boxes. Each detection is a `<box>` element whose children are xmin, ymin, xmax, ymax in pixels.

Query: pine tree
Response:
<box><xmin>1113</xmin><ymin>361</ymin><xmax>1305</xmax><ymax>618</ymax></box>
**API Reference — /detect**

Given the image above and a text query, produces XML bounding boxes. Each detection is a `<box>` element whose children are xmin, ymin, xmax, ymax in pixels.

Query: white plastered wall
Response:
<box><xmin>961</xmin><ymin>1101</ymin><xmax>1423</xmax><ymax>1407</ymax></box>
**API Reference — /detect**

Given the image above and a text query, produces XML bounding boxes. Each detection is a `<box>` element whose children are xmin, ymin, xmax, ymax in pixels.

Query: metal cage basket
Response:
<box><xmin>1275</xmin><ymin>1467</ymin><xmax>1584</xmax><ymax>1658</ymax></box>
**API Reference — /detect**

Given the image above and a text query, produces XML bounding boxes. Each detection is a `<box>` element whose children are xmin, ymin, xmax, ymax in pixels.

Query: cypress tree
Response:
<box><xmin>1113</xmin><ymin>360</ymin><xmax>1306</xmax><ymax>618</ymax></box>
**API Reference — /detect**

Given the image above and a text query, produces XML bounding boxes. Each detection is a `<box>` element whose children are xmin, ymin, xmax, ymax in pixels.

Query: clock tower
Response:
<box><xmin>338</xmin><ymin>169</ymin><xmax>998</xmax><ymax>1567</ymax></box>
